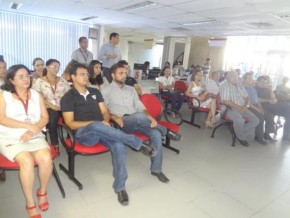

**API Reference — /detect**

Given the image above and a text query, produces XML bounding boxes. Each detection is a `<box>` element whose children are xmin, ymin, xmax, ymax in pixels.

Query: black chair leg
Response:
<box><xmin>59</xmin><ymin>152</ymin><xmax>83</xmax><ymax>190</ymax></box>
<box><xmin>163</xmin><ymin>137</ymin><xmax>180</xmax><ymax>154</ymax></box>
<box><xmin>183</xmin><ymin>110</ymin><xmax>201</xmax><ymax>128</ymax></box>
<box><xmin>211</xmin><ymin>123</ymin><xmax>226</xmax><ymax>138</ymax></box>
<box><xmin>52</xmin><ymin>163</ymin><xmax>65</xmax><ymax>198</ymax></box>
<box><xmin>228</xmin><ymin>125</ymin><xmax>236</xmax><ymax>147</ymax></box>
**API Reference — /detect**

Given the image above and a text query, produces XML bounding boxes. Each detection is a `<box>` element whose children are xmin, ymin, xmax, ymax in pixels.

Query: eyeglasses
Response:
<box><xmin>77</xmin><ymin>72</ymin><xmax>90</xmax><ymax>77</ymax></box>
<box><xmin>16</xmin><ymin>74</ymin><xmax>30</xmax><ymax>80</ymax></box>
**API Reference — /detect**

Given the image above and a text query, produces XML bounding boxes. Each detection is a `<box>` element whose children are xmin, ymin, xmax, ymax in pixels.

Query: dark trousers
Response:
<box><xmin>47</xmin><ymin>108</ymin><xmax>61</xmax><ymax>146</ymax></box>
<box><xmin>261</xmin><ymin>102</ymin><xmax>290</xmax><ymax>139</ymax></box>
<box><xmin>249</xmin><ymin>108</ymin><xmax>275</xmax><ymax>138</ymax></box>
<box><xmin>103</xmin><ymin>67</ymin><xmax>113</xmax><ymax>83</ymax></box>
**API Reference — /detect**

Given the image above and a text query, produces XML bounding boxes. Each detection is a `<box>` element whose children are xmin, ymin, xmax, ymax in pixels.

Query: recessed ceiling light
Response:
<box><xmin>81</xmin><ymin>16</ymin><xmax>98</xmax><ymax>21</ymax></box>
<box><xmin>182</xmin><ymin>20</ymin><xmax>220</xmax><ymax>26</ymax></box>
<box><xmin>9</xmin><ymin>2</ymin><xmax>22</xmax><ymax>10</ymax></box>
<box><xmin>119</xmin><ymin>1</ymin><xmax>157</xmax><ymax>13</ymax></box>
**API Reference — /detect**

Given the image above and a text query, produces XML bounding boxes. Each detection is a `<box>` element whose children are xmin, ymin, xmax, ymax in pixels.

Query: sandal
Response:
<box><xmin>36</xmin><ymin>190</ymin><xmax>49</xmax><ymax>211</ymax></box>
<box><xmin>26</xmin><ymin>205</ymin><xmax>42</xmax><ymax>218</ymax></box>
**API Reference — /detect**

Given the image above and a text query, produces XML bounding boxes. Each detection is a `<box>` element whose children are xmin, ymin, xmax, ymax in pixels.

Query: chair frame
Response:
<box><xmin>0</xmin><ymin>145</ymin><xmax>66</xmax><ymax>198</ymax></box>
<box><xmin>57</xmin><ymin>123</ymin><xmax>109</xmax><ymax>190</ymax></box>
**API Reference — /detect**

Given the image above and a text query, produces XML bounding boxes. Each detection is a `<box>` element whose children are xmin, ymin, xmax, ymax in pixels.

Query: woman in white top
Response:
<box><xmin>158</xmin><ymin>67</ymin><xmax>184</xmax><ymax>114</ymax></box>
<box><xmin>185</xmin><ymin>70</ymin><xmax>217</xmax><ymax>127</ymax></box>
<box><xmin>88</xmin><ymin>60</ymin><xmax>109</xmax><ymax>90</ymax></box>
<box><xmin>0</xmin><ymin>65</ymin><xmax>51</xmax><ymax>218</ymax></box>
<box><xmin>33</xmin><ymin>59</ymin><xmax>70</xmax><ymax>154</ymax></box>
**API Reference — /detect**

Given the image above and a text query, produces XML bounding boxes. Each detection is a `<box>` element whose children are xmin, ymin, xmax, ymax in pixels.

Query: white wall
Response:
<box><xmin>127</xmin><ymin>42</ymin><xmax>163</xmax><ymax>69</ymax></box>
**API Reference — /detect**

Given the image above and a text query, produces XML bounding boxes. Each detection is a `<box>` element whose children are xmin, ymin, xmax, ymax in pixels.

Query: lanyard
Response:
<box><xmin>46</xmin><ymin>76</ymin><xmax>57</xmax><ymax>95</ymax></box>
<box><xmin>15</xmin><ymin>91</ymin><xmax>29</xmax><ymax>116</ymax></box>
<box><xmin>79</xmin><ymin>48</ymin><xmax>88</xmax><ymax>62</ymax></box>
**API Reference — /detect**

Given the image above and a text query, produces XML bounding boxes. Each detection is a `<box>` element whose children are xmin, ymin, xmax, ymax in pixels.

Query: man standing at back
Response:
<box><xmin>102</xmin><ymin>63</ymin><xmax>182</xmax><ymax>185</ymax></box>
<box><xmin>71</xmin><ymin>36</ymin><xmax>93</xmax><ymax>65</ymax></box>
<box><xmin>98</xmin><ymin>32</ymin><xmax>122</xmax><ymax>83</ymax></box>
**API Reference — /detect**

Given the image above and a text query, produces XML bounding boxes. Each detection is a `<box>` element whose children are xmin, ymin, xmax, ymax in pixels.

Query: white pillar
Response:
<box><xmin>162</xmin><ymin>36</ymin><xmax>176</xmax><ymax>68</ymax></box>
<box><xmin>183</xmin><ymin>37</ymin><xmax>191</xmax><ymax>69</ymax></box>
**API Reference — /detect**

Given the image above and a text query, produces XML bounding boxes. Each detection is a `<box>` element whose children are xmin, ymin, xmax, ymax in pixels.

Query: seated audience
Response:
<box><xmin>276</xmin><ymin>76</ymin><xmax>290</xmax><ymax>102</ymax></box>
<box><xmin>88</xmin><ymin>60</ymin><xmax>109</xmax><ymax>90</ymax></box>
<box><xmin>243</xmin><ymin>73</ymin><xmax>276</xmax><ymax>144</ymax></box>
<box><xmin>255</xmin><ymin>76</ymin><xmax>290</xmax><ymax>141</ymax></box>
<box><xmin>158</xmin><ymin>67</ymin><xmax>184</xmax><ymax>115</ymax></box>
<box><xmin>118</xmin><ymin>60</ymin><xmax>142</xmax><ymax>96</ymax></box>
<box><xmin>0</xmin><ymin>64</ymin><xmax>52</xmax><ymax>218</ymax></box>
<box><xmin>102</xmin><ymin>62</ymin><xmax>182</xmax><ymax>187</ymax></box>
<box><xmin>219</xmin><ymin>71</ymin><xmax>259</xmax><ymax>146</ymax></box>
<box><xmin>31</xmin><ymin>58</ymin><xmax>45</xmax><ymax>82</ymax></box>
<box><xmin>186</xmin><ymin>70</ymin><xmax>217</xmax><ymax>127</ymax></box>
<box><xmin>32</xmin><ymin>59</ymin><xmax>70</xmax><ymax>154</ymax></box>
<box><xmin>0</xmin><ymin>59</ymin><xmax>7</xmax><ymax>86</ymax></box>
<box><xmin>61</xmin><ymin>60</ymin><xmax>78</xmax><ymax>84</ymax></box>
<box><xmin>60</xmin><ymin>63</ymin><xmax>156</xmax><ymax>206</ymax></box>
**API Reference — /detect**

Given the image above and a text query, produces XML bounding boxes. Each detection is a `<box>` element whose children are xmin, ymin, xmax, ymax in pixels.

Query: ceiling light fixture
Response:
<box><xmin>182</xmin><ymin>20</ymin><xmax>220</xmax><ymax>26</ymax></box>
<box><xmin>9</xmin><ymin>2</ymin><xmax>22</xmax><ymax>10</ymax></box>
<box><xmin>81</xmin><ymin>16</ymin><xmax>98</xmax><ymax>21</ymax></box>
<box><xmin>119</xmin><ymin>1</ymin><xmax>157</xmax><ymax>13</ymax></box>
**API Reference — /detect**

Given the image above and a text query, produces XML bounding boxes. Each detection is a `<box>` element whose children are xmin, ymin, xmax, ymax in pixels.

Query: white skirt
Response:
<box><xmin>0</xmin><ymin>136</ymin><xmax>50</xmax><ymax>162</ymax></box>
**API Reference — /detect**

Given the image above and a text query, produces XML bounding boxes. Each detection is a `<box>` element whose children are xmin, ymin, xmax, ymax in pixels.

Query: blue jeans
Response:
<box><xmin>75</xmin><ymin>121</ymin><xmax>143</xmax><ymax>192</ymax></box>
<box><xmin>121</xmin><ymin>112</ymin><xmax>167</xmax><ymax>173</ymax></box>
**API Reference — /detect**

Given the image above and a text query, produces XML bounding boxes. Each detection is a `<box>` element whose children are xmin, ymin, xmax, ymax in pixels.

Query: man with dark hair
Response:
<box><xmin>102</xmin><ymin>63</ymin><xmax>182</xmax><ymax>186</ymax></box>
<box><xmin>60</xmin><ymin>63</ymin><xmax>156</xmax><ymax>206</ymax></box>
<box><xmin>255</xmin><ymin>76</ymin><xmax>290</xmax><ymax>141</ymax></box>
<box><xmin>98</xmin><ymin>32</ymin><xmax>122</xmax><ymax>83</ymax></box>
<box><xmin>71</xmin><ymin>36</ymin><xmax>93</xmax><ymax>65</ymax></box>
<box><xmin>118</xmin><ymin>60</ymin><xmax>142</xmax><ymax>96</ymax></box>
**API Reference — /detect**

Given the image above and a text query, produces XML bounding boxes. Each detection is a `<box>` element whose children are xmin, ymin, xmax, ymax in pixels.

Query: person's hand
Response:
<box><xmin>20</xmin><ymin>130</ymin><xmax>35</xmax><ymax>142</ymax></box>
<box><xmin>257</xmin><ymin>107</ymin><xmax>264</xmax><ymax>115</ymax></box>
<box><xmin>147</xmin><ymin>115</ymin><xmax>157</xmax><ymax>128</ymax></box>
<box><xmin>270</xmin><ymin>98</ymin><xmax>277</xmax><ymax>104</ymax></box>
<box><xmin>25</xmin><ymin>124</ymin><xmax>41</xmax><ymax>135</ymax></box>
<box><xmin>238</xmin><ymin>106</ymin><xmax>246</xmax><ymax>114</ymax></box>
<box><xmin>114</xmin><ymin>117</ymin><xmax>124</xmax><ymax>128</ymax></box>
<box><xmin>102</xmin><ymin>121</ymin><xmax>111</xmax><ymax>126</ymax></box>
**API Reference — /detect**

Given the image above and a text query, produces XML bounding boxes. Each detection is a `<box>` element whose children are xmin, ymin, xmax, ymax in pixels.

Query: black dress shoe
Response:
<box><xmin>255</xmin><ymin>137</ymin><xmax>267</xmax><ymax>145</ymax></box>
<box><xmin>167</xmin><ymin>130</ymin><xmax>182</xmax><ymax>141</ymax></box>
<box><xmin>116</xmin><ymin>190</ymin><xmax>129</xmax><ymax>206</ymax></box>
<box><xmin>151</xmin><ymin>172</ymin><xmax>170</xmax><ymax>183</ymax></box>
<box><xmin>264</xmin><ymin>133</ymin><xmax>277</xmax><ymax>142</ymax></box>
<box><xmin>139</xmin><ymin>143</ymin><xmax>156</xmax><ymax>157</ymax></box>
<box><xmin>237</xmin><ymin>138</ymin><xmax>249</xmax><ymax>146</ymax></box>
<box><xmin>0</xmin><ymin>170</ymin><xmax>6</xmax><ymax>182</ymax></box>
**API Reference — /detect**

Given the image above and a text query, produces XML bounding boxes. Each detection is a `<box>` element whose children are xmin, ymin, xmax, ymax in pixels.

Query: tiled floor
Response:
<box><xmin>1</xmin><ymin>80</ymin><xmax>290</xmax><ymax>218</ymax></box>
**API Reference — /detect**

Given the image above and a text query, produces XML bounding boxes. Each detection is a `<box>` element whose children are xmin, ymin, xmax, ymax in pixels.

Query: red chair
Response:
<box><xmin>57</xmin><ymin>122</ymin><xmax>109</xmax><ymax>190</ymax></box>
<box><xmin>140</xmin><ymin>93</ymin><xmax>181</xmax><ymax>154</ymax></box>
<box><xmin>0</xmin><ymin>144</ymin><xmax>65</xmax><ymax>198</ymax></box>
<box><xmin>210</xmin><ymin>96</ymin><xmax>248</xmax><ymax>147</ymax></box>
<box><xmin>160</xmin><ymin>80</ymin><xmax>187</xmax><ymax>110</ymax></box>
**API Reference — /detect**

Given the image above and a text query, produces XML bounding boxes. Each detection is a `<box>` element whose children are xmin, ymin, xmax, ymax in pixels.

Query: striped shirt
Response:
<box><xmin>219</xmin><ymin>80</ymin><xmax>248</xmax><ymax>106</ymax></box>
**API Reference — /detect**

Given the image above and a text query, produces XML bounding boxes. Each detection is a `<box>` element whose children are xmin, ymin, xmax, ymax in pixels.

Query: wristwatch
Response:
<box><xmin>246</xmin><ymin>104</ymin><xmax>250</xmax><ymax>108</ymax></box>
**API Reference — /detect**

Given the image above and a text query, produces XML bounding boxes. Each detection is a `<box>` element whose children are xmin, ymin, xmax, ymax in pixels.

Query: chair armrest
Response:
<box><xmin>186</xmin><ymin>96</ymin><xmax>201</xmax><ymax>108</ymax></box>
<box><xmin>163</xmin><ymin>108</ymin><xmax>183</xmax><ymax>125</ymax></box>
<box><xmin>57</xmin><ymin>123</ymin><xmax>76</xmax><ymax>152</ymax></box>
<box><xmin>110</xmin><ymin>119</ymin><xmax>122</xmax><ymax>129</ymax></box>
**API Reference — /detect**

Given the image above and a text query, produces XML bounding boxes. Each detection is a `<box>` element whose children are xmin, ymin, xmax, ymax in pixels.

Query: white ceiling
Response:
<box><xmin>1</xmin><ymin>0</ymin><xmax>290</xmax><ymax>42</ymax></box>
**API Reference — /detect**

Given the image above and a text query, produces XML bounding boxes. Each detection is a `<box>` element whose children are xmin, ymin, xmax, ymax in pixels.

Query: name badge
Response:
<box><xmin>24</xmin><ymin>117</ymin><xmax>32</xmax><ymax>123</ymax></box>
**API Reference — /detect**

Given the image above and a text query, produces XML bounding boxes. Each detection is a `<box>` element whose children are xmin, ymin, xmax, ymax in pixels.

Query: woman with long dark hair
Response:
<box><xmin>0</xmin><ymin>64</ymin><xmax>52</xmax><ymax>218</ymax></box>
<box><xmin>88</xmin><ymin>60</ymin><xmax>109</xmax><ymax>90</ymax></box>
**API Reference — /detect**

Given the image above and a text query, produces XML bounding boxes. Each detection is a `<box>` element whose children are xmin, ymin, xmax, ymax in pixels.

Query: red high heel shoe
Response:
<box><xmin>26</xmin><ymin>205</ymin><xmax>42</xmax><ymax>218</ymax></box>
<box><xmin>36</xmin><ymin>190</ymin><xmax>49</xmax><ymax>211</ymax></box>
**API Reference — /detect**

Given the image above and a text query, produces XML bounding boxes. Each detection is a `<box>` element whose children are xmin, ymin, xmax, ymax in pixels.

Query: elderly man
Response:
<box><xmin>219</xmin><ymin>71</ymin><xmax>259</xmax><ymax>146</ymax></box>
<box><xmin>98</xmin><ymin>32</ymin><xmax>122</xmax><ymax>83</ymax></box>
<box><xmin>255</xmin><ymin>76</ymin><xmax>290</xmax><ymax>141</ymax></box>
<box><xmin>71</xmin><ymin>36</ymin><xmax>93</xmax><ymax>65</ymax></box>
<box><xmin>102</xmin><ymin>63</ymin><xmax>182</xmax><ymax>186</ymax></box>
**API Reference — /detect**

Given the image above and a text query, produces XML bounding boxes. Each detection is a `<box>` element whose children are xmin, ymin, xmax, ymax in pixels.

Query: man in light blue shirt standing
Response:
<box><xmin>98</xmin><ymin>32</ymin><xmax>122</xmax><ymax>83</ymax></box>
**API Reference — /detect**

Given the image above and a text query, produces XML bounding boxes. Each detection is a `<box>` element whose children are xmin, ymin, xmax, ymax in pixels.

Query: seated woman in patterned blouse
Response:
<box><xmin>32</xmin><ymin>59</ymin><xmax>70</xmax><ymax>154</ymax></box>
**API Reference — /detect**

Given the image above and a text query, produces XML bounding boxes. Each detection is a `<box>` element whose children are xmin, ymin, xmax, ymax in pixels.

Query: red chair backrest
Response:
<box><xmin>174</xmin><ymin>80</ymin><xmax>187</xmax><ymax>94</ymax></box>
<box><xmin>140</xmin><ymin>94</ymin><xmax>162</xmax><ymax>118</ymax></box>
